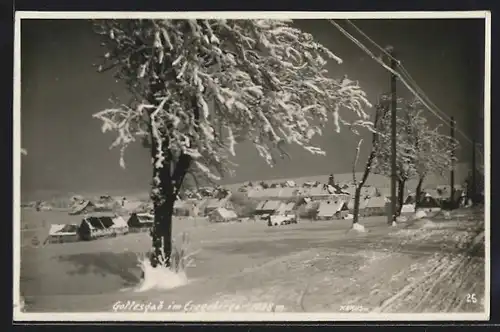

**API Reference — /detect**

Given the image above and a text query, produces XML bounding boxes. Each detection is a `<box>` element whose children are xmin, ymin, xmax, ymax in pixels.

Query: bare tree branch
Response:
<box><xmin>352</xmin><ymin>138</ymin><xmax>363</xmax><ymax>187</ymax></box>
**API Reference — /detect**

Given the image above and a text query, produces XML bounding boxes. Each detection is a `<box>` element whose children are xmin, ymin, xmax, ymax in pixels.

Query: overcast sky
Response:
<box><xmin>20</xmin><ymin>18</ymin><xmax>485</xmax><ymax>200</ymax></box>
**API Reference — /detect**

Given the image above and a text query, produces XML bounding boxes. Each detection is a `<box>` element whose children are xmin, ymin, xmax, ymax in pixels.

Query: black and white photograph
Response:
<box><xmin>14</xmin><ymin>11</ymin><xmax>490</xmax><ymax>321</ymax></box>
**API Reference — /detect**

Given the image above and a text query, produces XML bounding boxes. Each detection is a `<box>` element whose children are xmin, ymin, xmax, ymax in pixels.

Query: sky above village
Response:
<box><xmin>20</xmin><ymin>18</ymin><xmax>485</xmax><ymax>199</ymax></box>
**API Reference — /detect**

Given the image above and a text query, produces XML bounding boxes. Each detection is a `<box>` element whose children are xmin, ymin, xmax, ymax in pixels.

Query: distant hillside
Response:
<box><xmin>21</xmin><ymin>162</ymin><xmax>472</xmax><ymax>202</ymax></box>
<box><xmin>223</xmin><ymin>162</ymin><xmax>472</xmax><ymax>193</ymax></box>
<box><xmin>20</xmin><ymin>189</ymin><xmax>151</xmax><ymax>204</ymax></box>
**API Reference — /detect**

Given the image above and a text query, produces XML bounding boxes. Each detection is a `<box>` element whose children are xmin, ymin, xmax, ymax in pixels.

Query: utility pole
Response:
<box><xmin>390</xmin><ymin>48</ymin><xmax>398</xmax><ymax>225</ymax></box>
<box><xmin>450</xmin><ymin>117</ymin><xmax>455</xmax><ymax>208</ymax></box>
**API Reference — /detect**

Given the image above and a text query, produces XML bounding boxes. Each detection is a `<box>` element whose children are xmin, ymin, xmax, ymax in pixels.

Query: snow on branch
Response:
<box><xmin>92</xmin><ymin>19</ymin><xmax>373</xmax><ymax>179</ymax></box>
<box><xmin>372</xmin><ymin>97</ymin><xmax>460</xmax><ymax>181</ymax></box>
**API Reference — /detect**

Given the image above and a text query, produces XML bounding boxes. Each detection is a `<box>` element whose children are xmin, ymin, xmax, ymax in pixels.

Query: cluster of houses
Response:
<box><xmin>39</xmin><ymin>190</ymin><xmax>236</xmax><ymax>244</ymax></box>
<box><xmin>28</xmin><ymin>173</ymin><xmax>472</xmax><ymax>244</ymax></box>
<box><xmin>45</xmin><ymin>211</ymin><xmax>156</xmax><ymax>245</ymax></box>
<box><xmin>246</xmin><ymin>184</ymin><xmax>385</xmax><ymax>221</ymax></box>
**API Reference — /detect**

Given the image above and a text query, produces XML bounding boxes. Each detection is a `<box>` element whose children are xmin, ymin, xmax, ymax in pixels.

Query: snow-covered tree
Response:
<box><xmin>373</xmin><ymin>97</ymin><xmax>459</xmax><ymax>214</ymax></box>
<box><xmin>372</xmin><ymin>97</ymin><xmax>423</xmax><ymax>215</ymax></box>
<box><xmin>92</xmin><ymin>19</ymin><xmax>372</xmax><ymax>268</ymax></box>
<box><xmin>410</xmin><ymin>113</ymin><xmax>459</xmax><ymax>204</ymax></box>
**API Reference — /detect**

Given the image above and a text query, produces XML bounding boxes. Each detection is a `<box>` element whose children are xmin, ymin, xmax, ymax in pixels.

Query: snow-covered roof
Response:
<box><xmin>110</xmin><ymin>216</ymin><xmax>128</xmax><ymax>228</ymax></box>
<box><xmin>206</xmin><ymin>198</ymin><xmax>228</xmax><ymax>209</ymax></box>
<box><xmin>85</xmin><ymin>211</ymin><xmax>116</xmax><ymax>218</ymax></box>
<box><xmin>264</xmin><ymin>200</ymin><xmax>282</xmax><ymax>211</ymax></box>
<box><xmin>347</xmin><ymin>197</ymin><xmax>370</xmax><ymax>210</ymax></box>
<box><xmin>360</xmin><ymin>186</ymin><xmax>377</xmax><ymax>198</ymax></box>
<box><xmin>69</xmin><ymin>200</ymin><xmax>94</xmax><ymax>215</ymax></box>
<box><xmin>122</xmin><ymin>200</ymin><xmax>144</xmax><ymax>212</ymax></box>
<box><xmin>82</xmin><ymin>215</ymin><xmax>115</xmax><ymax>230</ymax></box>
<box><xmin>283</xmin><ymin>202</ymin><xmax>296</xmax><ymax>212</ymax></box>
<box><xmin>212</xmin><ymin>207</ymin><xmax>238</xmax><ymax>220</ymax></box>
<box><xmin>174</xmin><ymin>200</ymin><xmax>190</xmax><ymax>209</ymax></box>
<box><xmin>49</xmin><ymin>224</ymin><xmax>79</xmax><ymax>236</ymax></box>
<box><xmin>317</xmin><ymin>200</ymin><xmax>344</xmax><ymax>217</ymax></box>
<box><xmin>136</xmin><ymin>213</ymin><xmax>154</xmax><ymax>222</ymax></box>
<box><xmin>275</xmin><ymin>202</ymin><xmax>291</xmax><ymax>215</ymax></box>
<box><xmin>307</xmin><ymin>187</ymin><xmax>332</xmax><ymax>197</ymax></box>
<box><xmin>437</xmin><ymin>184</ymin><xmax>463</xmax><ymax>191</ymax></box>
<box><xmin>279</xmin><ymin>187</ymin><xmax>297</xmax><ymax>198</ymax></box>
<box><xmin>248</xmin><ymin>188</ymin><xmax>282</xmax><ymax>199</ymax></box>
<box><xmin>343</xmin><ymin>185</ymin><xmax>357</xmax><ymax>196</ymax></box>
<box><xmin>256</xmin><ymin>200</ymin><xmax>282</xmax><ymax>212</ymax></box>
<box><xmin>256</xmin><ymin>201</ymin><xmax>267</xmax><ymax>210</ymax></box>
<box><xmin>424</xmin><ymin>189</ymin><xmax>441</xmax><ymax>198</ymax></box>
<box><xmin>365</xmin><ymin>196</ymin><xmax>387</xmax><ymax>208</ymax></box>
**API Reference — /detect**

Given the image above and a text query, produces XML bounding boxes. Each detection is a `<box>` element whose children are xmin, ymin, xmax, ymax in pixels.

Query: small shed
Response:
<box><xmin>255</xmin><ymin>200</ymin><xmax>282</xmax><ymax>215</ymax></box>
<box><xmin>209</xmin><ymin>207</ymin><xmax>238</xmax><ymax>223</ymax></box>
<box><xmin>316</xmin><ymin>199</ymin><xmax>349</xmax><ymax>220</ymax></box>
<box><xmin>127</xmin><ymin>212</ymin><xmax>154</xmax><ymax>232</ymax></box>
<box><xmin>78</xmin><ymin>213</ymin><xmax>128</xmax><ymax>240</ymax></box>
<box><xmin>363</xmin><ymin>196</ymin><xmax>387</xmax><ymax>217</ymax></box>
<box><xmin>46</xmin><ymin>224</ymin><xmax>80</xmax><ymax>244</ymax></box>
<box><xmin>400</xmin><ymin>203</ymin><xmax>416</xmax><ymax>214</ymax></box>
<box><xmin>204</xmin><ymin>197</ymin><xmax>233</xmax><ymax>215</ymax></box>
<box><xmin>276</xmin><ymin>202</ymin><xmax>295</xmax><ymax>215</ymax></box>
<box><xmin>78</xmin><ymin>214</ymin><xmax>115</xmax><ymax>241</ymax></box>
<box><xmin>347</xmin><ymin>196</ymin><xmax>371</xmax><ymax>211</ymax></box>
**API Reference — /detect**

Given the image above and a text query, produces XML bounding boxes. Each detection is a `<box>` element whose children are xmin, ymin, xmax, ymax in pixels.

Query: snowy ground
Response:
<box><xmin>19</xmin><ymin>208</ymin><xmax>485</xmax><ymax>314</ymax></box>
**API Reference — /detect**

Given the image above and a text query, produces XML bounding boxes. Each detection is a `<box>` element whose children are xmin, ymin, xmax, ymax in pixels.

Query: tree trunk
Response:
<box><xmin>351</xmin><ymin>106</ymin><xmax>382</xmax><ymax>225</ymax></box>
<box><xmin>415</xmin><ymin>175</ymin><xmax>424</xmax><ymax>207</ymax></box>
<box><xmin>148</xmin><ymin>99</ymin><xmax>197</xmax><ymax>269</ymax></box>
<box><xmin>397</xmin><ymin>179</ymin><xmax>406</xmax><ymax>216</ymax></box>
<box><xmin>351</xmin><ymin>152</ymin><xmax>375</xmax><ymax>225</ymax></box>
<box><xmin>150</xmin><ymin>153</ymin><xmax>191</xmax><ymax>268</ymax></box>
<box><xmin>149</xmin><ymin>122</ymin><xmax>174</xmax><ymax>268</ymax></box>
<box><xmin>352</xmin><ymin>186</ymin><xmax>362</xmax><ymax>224</ymax></box>
<box><xmin>150</xmin><ymin>185</ymin><xmax>175</xmax><ymax>268</ymax></box>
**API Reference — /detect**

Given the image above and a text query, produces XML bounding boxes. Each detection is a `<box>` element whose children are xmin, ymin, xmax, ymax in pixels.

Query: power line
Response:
<box><xmin>398</xmin><ymin>66</ymin><xmax>458</xmax><ymax>127</ymax></box>
<box><xmin>394</xmin><ymin>59</ymin><xmax>475</xmax><ymax>145</ymax></box>
<box><xmin>328</xmin><ymin>20</ymin><xmax>456</xmax><ymax>134</ymax></box>
<box><xmin>344</xmin><ymin>19</ymin><xmax>476</xmax><ymax>147</ymax></box>
<box><xmin>398</xmin><ymin>66</ymin><xmax>477</xmax><ymax>149</ymax></box>
<box><xmin>340</xmin><ymin>19</ymin><xmax>475</xmax><ymax>146</ymax></box>
<box><xmin>345</xmin><ymin>20</ymin><xmax>462</xmax><ymax>127</ymax></box>
<box><xmin>345</xmin><ymin>19</ymin><xmax>456</xmax><ymax>124</ymax></box>
<box><xmin>329</xmin><ymin>20</ymin><xmax>474</xmax><ymax>144</ymax></box>
<box><xmin>345</xmin><ymin>19</ymin><xmax>399</xmax><ymax>64</ymax></box>
<box><xmin>338</xmin><ymin>19</ymin><xmax>485</xmax><ymax>181</ymax></box>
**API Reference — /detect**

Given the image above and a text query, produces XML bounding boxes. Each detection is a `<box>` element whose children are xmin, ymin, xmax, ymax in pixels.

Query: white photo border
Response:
<box><xmin>12</xmin><ymin>10</ymin><xmax>491</xmax><ymax>322</ymax></box>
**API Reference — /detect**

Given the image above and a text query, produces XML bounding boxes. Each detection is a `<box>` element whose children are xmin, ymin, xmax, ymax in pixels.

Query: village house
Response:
<box><xmin>209</xmin><ymin>207</ymin><xmax>238</xmax><ymax>223</ymax></box>
<box><xmin>316</xmin><ymin>199</ymin><xmax>350</xmax><ymax>220</ymax></box>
